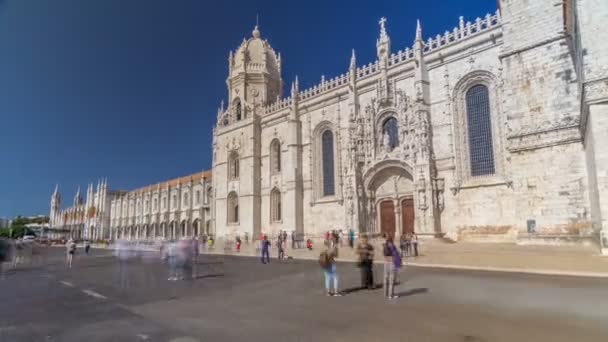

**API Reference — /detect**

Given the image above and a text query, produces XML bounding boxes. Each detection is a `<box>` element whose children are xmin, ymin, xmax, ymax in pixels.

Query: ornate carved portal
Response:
<box><xmin>347</xmin><ymin>88</ymin><xmax>438</xmax><ymax>237</ymax></box>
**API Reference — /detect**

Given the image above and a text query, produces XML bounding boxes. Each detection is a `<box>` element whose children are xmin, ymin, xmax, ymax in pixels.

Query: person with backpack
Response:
<box><xmin>261</xmin><ymin>235</ymin><xmax>271</xmax><ymax>264</ymax></box>
<box><xmin>319</xmin><ymin>236</ymin><xmax>342</xmax><ymax>296</ymax></box>
<box><xmin>382</xmin><ymin>234</ymin><xmax>401</xmax><ymax>299</ymax></box>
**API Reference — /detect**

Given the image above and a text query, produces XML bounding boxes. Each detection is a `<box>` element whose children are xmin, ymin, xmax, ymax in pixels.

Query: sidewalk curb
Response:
<box><xmin>85</xmin><ymin>245</ymin><xmax>608</xmax><ymax>279</ymax></box>
<box><xmin>402</xmin><ymin>262</ymin><xmax>608</xmax><ymax>278</ymax></box>
<box><xmin>202</xmin><ymin>250</ymin><xmax>608</xmax><ymax>279</ymax></box>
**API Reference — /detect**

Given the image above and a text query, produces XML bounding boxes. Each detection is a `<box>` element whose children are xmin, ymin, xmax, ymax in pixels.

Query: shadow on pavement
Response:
<box><xmin>194</xmin><ymin>273</ymin><xmax>224</xmax><ymax>279</ymax></box>
<box><xmin>396</xmin><ymin>287</ymin><xmax>429</xmax><ymax>297</ymax></box>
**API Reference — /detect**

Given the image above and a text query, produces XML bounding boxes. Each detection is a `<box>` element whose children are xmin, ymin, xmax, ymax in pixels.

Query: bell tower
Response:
<box><xmin>226</xmin><ymin>25</ymin><xmax>283</xmax><ymax>122</ymax></box>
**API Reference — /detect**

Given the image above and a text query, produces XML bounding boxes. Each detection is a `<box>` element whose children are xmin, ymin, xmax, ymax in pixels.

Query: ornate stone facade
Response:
<box><xmin>213</xmin><ymin>1</ymin><xmax>607</xmax><ymax>243</ymax></box>
<box><xmin>49</xmin><ymin>171</ymin><xmax>213</xmax><ymax>240</ymax></box>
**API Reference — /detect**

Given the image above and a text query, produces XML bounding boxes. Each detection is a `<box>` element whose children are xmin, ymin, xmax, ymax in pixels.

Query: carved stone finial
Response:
<box><xmin>252</xmin><ymin>25</ymin><xmax>261</xmax><ymax>39</ymax></box>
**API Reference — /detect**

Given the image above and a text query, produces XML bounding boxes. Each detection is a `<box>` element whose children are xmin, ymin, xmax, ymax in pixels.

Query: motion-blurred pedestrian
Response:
<box><xmin>66</xmin><ymin>239</ymin><xmax>76</xmax><ymax>269</ymax></box>
<box><xmin>357</xmin><ymin>235</ymin><xmax>375</xmax><ymax>289</ymax></box>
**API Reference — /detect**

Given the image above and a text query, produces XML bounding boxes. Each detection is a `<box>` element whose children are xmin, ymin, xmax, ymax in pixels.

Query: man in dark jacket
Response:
<box><xmin>261</xmin><ymin>235</ymin><xmax>271</xmax><ymax>264</ymax></box>
<box><xmin>356</xmin><ymin>236</ymin><xmax>374</xmax><ymax>289</ymax></box>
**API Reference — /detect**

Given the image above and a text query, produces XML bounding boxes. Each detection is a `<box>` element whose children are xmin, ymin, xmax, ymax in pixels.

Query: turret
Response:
<box><xmin>223</xmin><ymin>24</ymin><xmax>283</xmax><ymax>125</ymax></box>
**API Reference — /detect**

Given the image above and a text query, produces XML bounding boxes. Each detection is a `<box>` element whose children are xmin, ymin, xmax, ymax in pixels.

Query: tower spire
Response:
<box><xmin>416</xmin><ymin>19</ymin><xmax>422</xmax><ymax>41</ymax></box>
<box><xmin>376</xmin><ymin>17</ymin><xmax>391</xmax><ymax>61</ymax></box>
<box><xmin>350</xmin><ymin>49</ymin><xmax>357</xmax><ymax>70</ymax></box>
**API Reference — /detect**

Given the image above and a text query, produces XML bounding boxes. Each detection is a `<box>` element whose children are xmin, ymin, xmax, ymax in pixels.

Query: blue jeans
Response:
<box><xmin>323</xmin><ymin>264</ymin><xmax>338</xmax><ymax>292</ymax></box>
<box><xmin>261</xmin><ymin>249</ymin><xmax>270</xmax><ymax>263</ymax></box>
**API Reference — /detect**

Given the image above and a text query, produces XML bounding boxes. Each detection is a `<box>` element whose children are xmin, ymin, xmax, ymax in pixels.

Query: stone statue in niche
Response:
<box><xmin>383</xmin><ymin>131</ymin><xmax>391</xmax><ymax>151</ymax></box>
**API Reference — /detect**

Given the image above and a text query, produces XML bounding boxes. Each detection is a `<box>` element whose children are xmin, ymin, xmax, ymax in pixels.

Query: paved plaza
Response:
<box><xmin>1</xmin><ymin>247</ymin><xmax>607</xmax><ymax>341</ymax></box>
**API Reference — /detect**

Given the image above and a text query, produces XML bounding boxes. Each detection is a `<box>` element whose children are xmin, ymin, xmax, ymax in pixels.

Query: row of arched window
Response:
<box><xmin>226</xmin><ymin>188</ymin><xmax>282</xmax><ymax>224</ymax></box>
<box><xmin>227</xmin><ymin>139</ymin><xmax>282</xmax><ymax>181</ymax></box>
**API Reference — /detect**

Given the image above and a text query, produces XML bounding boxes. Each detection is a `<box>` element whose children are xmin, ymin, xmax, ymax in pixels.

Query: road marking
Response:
<box><xmin>59</xmin><ymin>281</ymin><xmax>74</xmax><ymax>287</ymax></box>
<box><xmin>82</xmin><ymin>289</ymin><xmax>107</xmax><ymax>300</ymax></box>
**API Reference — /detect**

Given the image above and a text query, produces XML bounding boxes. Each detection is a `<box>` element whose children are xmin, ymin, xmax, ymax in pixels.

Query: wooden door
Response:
<box><xmin>380</xmin><ymin>200</ymin><xmax>396</xmax><ymax>238</ymax></box>
<box><xmin>401</xmin><ymin>199</ymin><xmax>415</xmax><ymax>236</ymax></box>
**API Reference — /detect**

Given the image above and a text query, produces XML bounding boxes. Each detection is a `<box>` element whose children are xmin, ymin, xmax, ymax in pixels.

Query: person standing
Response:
<box><xmin>235</xmin><ymin>235</ymin><xmax>242</xmax><ymax>253</ymax></box>
<box><xmin>382</xmin><ymin>235</ymin><xmax>401</xmax><ymax>299</ymax></box>
<box><xmin>348</xmin><ymin>229</ymin><xmax>355</xmax><ymax>249</ymax></box>
<box><xmin>261</xmin><ymin>235</ymin><xmax>271</xmax><ymax>264</ymax></box>
<box><xmin>277</xmin><ymin>235</ymin><xmax>285</xmax><ymax>260</ymax></box>
<box><xmin>357</xmin><ymin>236</ymin><xmax>375</xmax><ymax>289</ymax></box>
<box><xmin>84</xmin><ymin>240</ymin><xmax>91</xmax><ymax>255</ymax></box>
<box><xmin>66</xmin><ymin>239</ymin><xmax>76</xmax><ymax>269</ymax></box>
<box><xmin>412</xmin><ymin>232</ymin><xmax>419</xmax><ymax>257</ymax></box>
<box><xmin>319</xmin><ymin>237</ymin><xmax>341</xmax><ymax>296</ymax></box>
<box><xmin>400</xmin><ymin>234</ymin><xmax>408</xmax><ymax>257</ymax></box>
<box><xmin>12</xmin><ymin>238</ymin><xmax>24</xmax><ymax>269</ymax></box>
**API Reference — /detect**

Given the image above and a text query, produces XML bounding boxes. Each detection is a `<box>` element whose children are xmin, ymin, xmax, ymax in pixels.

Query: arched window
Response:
<box><xmin>382</xmin><ymin>117</ymin><xmax>399</xmax><ymax>150</ymax></box>
<box><xmin>183</xmin><ymin>193</ymin><xmax>189</xmax><ymax>207</ymax></box>
<box><xmin>270</xmin><ymin>188</ymin><xmax>281</xmax><ymax>222</ymax></box>
<box><xmin>235</xmin><ymin>99</ymin><xmax>242</xmax><ymax>121</ymax></box>
<box><xmin>466</xmin><ymin>85</ymin><xmax>495</xmax><ymax>176</ymax></box>
<box><xmin>228</xmin><ymin>152</ymin><xmax>239</xmax><ymax>180</ymax></box>
<box><xmin>227</xmin><ymin>192</ymin><xmax>239</xmax><ymax>224</ymax></box>
<box><xmin>162</xmin><ymin>197</ymin><xmax>166</xmax><ymax>210</ymax></box>
<box><xmin>195</xmin><ymin>190</ymin><xmax>201</xmax><ymax>205</ymax></box>
<box><xmin>270</xmin><ymin>139</ymin><xmax>281</xmax><ymax>173</ymax></box>
<box><xmin>172</xmin><ymin>195</ymin><xmax>177</xmax><ymax>209</ymax></box>
<box><xmin>322</xmin><ymin>130</ymin><xmax>335</xmax><ymax>196</ymax></box>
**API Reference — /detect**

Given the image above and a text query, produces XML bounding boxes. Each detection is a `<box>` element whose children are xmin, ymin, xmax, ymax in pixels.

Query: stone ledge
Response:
<box><xmin>517</xmin><ymin>234</ymin><xmax>599</xmax><ymax>248</ymax></box>
<box><xmin>507</xmin><ymin>124</ymin><xmax>581</xmax><ymax>152</ymax></box>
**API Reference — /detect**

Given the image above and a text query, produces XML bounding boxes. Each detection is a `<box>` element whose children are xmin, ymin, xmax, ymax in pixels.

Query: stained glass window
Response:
<box><xmin>322</xmin><ymin>130</ymin><xmax>335</xmax><ymax>196</ymax></box>
<box><xmin>466</xmin><ymin>85</ymin><xmax>495</xmax><ymax>176</ymax></box>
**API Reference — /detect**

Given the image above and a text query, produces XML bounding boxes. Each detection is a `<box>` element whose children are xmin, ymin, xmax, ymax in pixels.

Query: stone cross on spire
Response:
<box><xmin>379</xmin><ymin>17</ymin><xmax>387</xmax><ymax>35</ymax></box>
<box><xmin>376</xmin><ymin>17</ymin><xmax>391</xmax><ymax>61</ymax></box>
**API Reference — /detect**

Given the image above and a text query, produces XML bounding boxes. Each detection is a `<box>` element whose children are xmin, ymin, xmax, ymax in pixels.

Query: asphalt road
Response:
<box><xmin>1</xmin><ymin>247</ymin><xmax>607</xmax><ymax>342</ymax></box>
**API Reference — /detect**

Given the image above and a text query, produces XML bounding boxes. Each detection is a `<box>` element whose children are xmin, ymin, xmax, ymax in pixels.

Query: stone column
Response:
<box><xmin>394</xmin><ymin>198</ymin><xmax>402</xmax><ymax>239</ymax></box>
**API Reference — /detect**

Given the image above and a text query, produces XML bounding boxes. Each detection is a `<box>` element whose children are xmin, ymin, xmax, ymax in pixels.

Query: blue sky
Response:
<box><xmin>0</xmin><ymin>0</ymin><xmax>495</xmax><ymax>217</ymax></box>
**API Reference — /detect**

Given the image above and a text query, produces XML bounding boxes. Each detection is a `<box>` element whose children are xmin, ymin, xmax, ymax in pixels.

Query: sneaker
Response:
<box><xmin>390</xmin><ymin>295</ymin><xmax>399</xmax><ymax>299</ymax></box>
<box><xmin>333</xmin><ymin>292</ymin><xmax>343</xmax><ymax>297</ymax></box>
<box><xmin>326</xmin><ymin>292</ymin><xmax>333</xmax><ymax>296</ymax></box>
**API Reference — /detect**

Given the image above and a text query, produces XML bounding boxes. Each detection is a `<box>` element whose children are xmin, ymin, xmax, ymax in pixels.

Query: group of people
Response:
<box><xmin>319</xmin><ymin>232</ymin><xmax>416</xmax><ymax>299</ymax></box>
